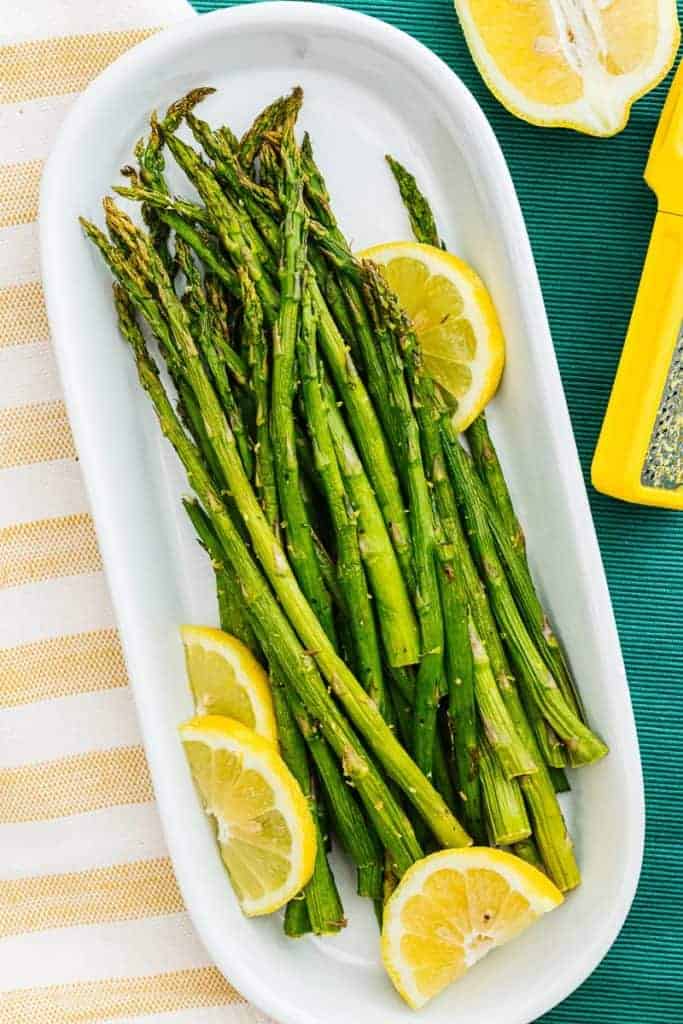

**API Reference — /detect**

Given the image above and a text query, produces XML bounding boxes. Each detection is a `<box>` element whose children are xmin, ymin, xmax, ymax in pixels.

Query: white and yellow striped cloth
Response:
<box><xmin>0</xmin><ymin>2</ymin><xmax>267</xmax><ymax>1021</ymax></box>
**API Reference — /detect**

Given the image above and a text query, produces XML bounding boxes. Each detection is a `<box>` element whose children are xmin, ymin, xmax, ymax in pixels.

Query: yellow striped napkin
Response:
<box><xmin>0</xmin><ymin>2</ymin><xmax>268</xmax><ymax>1021</ymax></box>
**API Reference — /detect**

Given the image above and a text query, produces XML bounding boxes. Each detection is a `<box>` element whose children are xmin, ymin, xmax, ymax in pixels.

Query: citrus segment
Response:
<box><xmin>180</xmin><ymin>625</ymin><xmax>277</xmax><ymax>743</ymax></box>
<box><xmin>453</xmin><ymin>0</ymin><xmax>679</xmax><ymax>135</ymax></box>
<box><xmin>181</xmin><ymin>715</ymin><xmax>316</xmax><ymax>916</ymax></box>
<box><xmin>381</xmin><ymin>847</ymin><xmax>563</xmax><ymax>1008</ymax></box>
<box><xmin>361</xmin><ymin>241</ymin><xmax>505</xmax><ymax>430</ymax></box>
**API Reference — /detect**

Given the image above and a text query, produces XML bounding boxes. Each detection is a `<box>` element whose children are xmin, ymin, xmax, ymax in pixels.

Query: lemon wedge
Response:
<box><xmin>181</xmin><ymin>625</ymin><xmax>277</xmax><ymax>744</ymax></box>
<box><xmin>381</xmin><ymin>847</ymin><xmax>563</xmax><ymax>1008</ymax></box>
<box><xmin>361</xmin><ymin>242</ymin><xmax>505</xmax><ymax>431</ymax></box>
<box><xmin>453</xmin><ymin>0</ymin><xmax>679</xmax><ymax>136</ymax></box>
<box><xmin>181</xmin><ymin>715</ymin><xmax>316</xmax><ymax>916</ymax></box>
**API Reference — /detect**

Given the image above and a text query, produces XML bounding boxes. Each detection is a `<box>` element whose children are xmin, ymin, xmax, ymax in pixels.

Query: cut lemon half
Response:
<box><xmin>381</xmin><ymin>847</ymin><xmax>563</xmax><ymax>1008</ymax></box>
<box><xmin>181</xmin><ymin>715</ymin><xmax>316</xmax><ymax>916</ymax></box>
<box><xmin>361</xmin><ymin>242</ymin><xmax>505</xmax><ymax>431</ymax></box>
<box><xmin>453</xmin><ymin>0</ymin><xmax>679</xmax><ymax>136</ymax></box>
<box><xmin>181</xmin><ymin>625</ymin><xmax>277</xmax><ymax>744</ymax></box>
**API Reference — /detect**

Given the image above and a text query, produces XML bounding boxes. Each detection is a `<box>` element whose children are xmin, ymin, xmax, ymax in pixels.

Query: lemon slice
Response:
<box><xmin>181</xmin><ymin>715</ymin><xmax>316</xmax><ymax>916</ymax></box>
<box><xmin>361</xmin><ymin>242</ymin><xmax>505</xmax><ymax>431</ymax></box>
<box><xmin>181</xmin><ymin>625</ymin><xmax>277</xmax><ymax>743</ymax></box>
<box><xmin>381</xmin><ymin>847</ymin><xmax>563</xmax><ymax>1008</ymax></box>
<box><xmin>453</xmin><ymin>0</ymin><xmax>679</xmax><ymax>136</ymax></box>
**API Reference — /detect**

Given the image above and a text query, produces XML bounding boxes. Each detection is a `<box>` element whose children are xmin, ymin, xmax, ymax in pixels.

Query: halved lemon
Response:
<box><xmin>381</xmin><ymin>847</ymin><xmax>563</xmax><ymax>1008</ymax></box>
<box><xmin>181</xmin><ymin>625</ymin><xmax>277</xmax><ymax>743</ymax></box>
<box><xmin>453</xmin><ymin>0</ymin><xmax>679</xmax><ymax>136</ymax></box>
<box><xmin>181</xmin><ymin>715</ymin><xmax>316</xmax><ymax>916</ymax></box>
<box><xmin>361</xmin><ymin>242</ymin><xmax>505</xmax><ymax>431</ymax></box>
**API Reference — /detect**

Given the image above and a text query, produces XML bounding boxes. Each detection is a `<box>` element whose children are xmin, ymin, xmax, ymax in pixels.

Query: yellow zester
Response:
<box><xmin>592</xmin><ymin>61</ymin><xmax>683</xmax><ymax>509</ymax></box>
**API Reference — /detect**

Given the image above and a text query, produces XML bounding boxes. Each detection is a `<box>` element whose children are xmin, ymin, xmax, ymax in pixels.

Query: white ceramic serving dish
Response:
<box><xmin>40</xmin><ymin>4</ymin><xmax>644</xmax><ymax>1022</ymax></box>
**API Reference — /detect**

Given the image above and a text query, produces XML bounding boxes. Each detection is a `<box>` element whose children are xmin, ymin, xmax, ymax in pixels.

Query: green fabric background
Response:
<box><xmin>190</xmin><ymin>1</ymin><xmax>682</xmax><ymax>1018</ymax></box>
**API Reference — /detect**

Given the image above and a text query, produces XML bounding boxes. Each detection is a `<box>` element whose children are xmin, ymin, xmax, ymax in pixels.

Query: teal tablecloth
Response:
<box><xmin>191</xmin><ymin>2</ymin><xmax>683</xmax><ymax>1018</ymax></box>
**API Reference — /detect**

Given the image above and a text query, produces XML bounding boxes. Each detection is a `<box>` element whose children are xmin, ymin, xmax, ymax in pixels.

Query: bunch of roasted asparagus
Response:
<box><xmin>81</xmin><ymin>86</ymin><xmax>608</xmax><ymax>937</ymax></box>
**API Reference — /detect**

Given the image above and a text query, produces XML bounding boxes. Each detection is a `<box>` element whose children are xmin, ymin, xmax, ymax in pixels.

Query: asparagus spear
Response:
<box><xmin>238</xmin><ymin>87</ymin><xmax>303</xmax><ymax>170</ymax></box>
<box><xmin>365</xmin><ymin>263</ymin><xmax>539</xmax><ymax>780</ymax></box>
<box><xmin>466</xmin><ymin>415</ymin><xmax>526</xmax><ymax>558</ymax></box>
<box><xmin>322</xmin><ymin>380</ymin><xmax>419</xmax><ymax>668</ymax></box>
<box><xmin>121</xmin><ymin>146</ymin><xmax>415</xmax><ymax>593</ymax></box>
<box><xmin>385</xmin><ymin>155</ymin><xmax>587</xmax><ymax>748</ymax></box>
<box><xmin>239</xmin><ymin>268</ymin><xmax>279</xmax><ymax>536</ymax></box>
<box><xmin>184</xmin><ymin>500</ymin><xmax>384</xmax><ymax>903</ymax></box>
<box><xmin>162</xmin><ymin>131</ymin><xmax>280</xmax><ymax>309</ymax></box>
<box><xmin>182</xmin><ymin>496</ymin><xmax>343</xmax><ymax>936</ymax></box>
<box><xmin>185</xmin><ymin>109</ymin><xmax>281</xmax><ymax>257</ymax></box>
<box><xmin>384</xmin><ymin>157</ymin><xmax>583</xmax><ymax>864</ymax></box>
<box><xmin>111</xmin><ymin>281</ymin><xmax>429</xmax><ymax>872</ymax></box>
<box><xmin>303</xmin><ymin>136</ymin><xmax>393</xmax><ymax>420</ymax></box>
<box><xmin>269</xmin><ymin>129</ymin><xmax>336</xmax><ymax>641</ymax></box>
<box><xmin>176</xmin><ymin>239</ymin><xmax>254</xmax><ymax>479</ymax></box>
<box><xmin>435</xmin><ymin>527</ymin><xmax>485</xmax><ymax>842</ymax></box>
<box><xmin>387</xmin><ymin>665</ymin><xmax>475</xmax><ymax>822</ymax></box>
<box><xmin>183</xmin><ymin>497</ymin><xmax>255</xmax><ymax>648</ymax></box>
<box><xmin>440</xmin><ymin>432</ymin><xmax>608</xmax><ymax>766</ymax></box>
<box><xmin>298</xmin><ymin>274</ymin><xmax>386</xmax><ymax>714</ymax></box>
<box><xmin>470</xmin><ymin>419</ymin><xmax>587</xmax><ymax>729</ymax></box>
<box><xmin>512</xmin><ymin>837</ymin><xmax>546</xmax><ymax>873</ymax></box>
<box><xmin>287</xmin><ymin>689</ymin><xmax>384</xmax><ymax>900</ymax></box>
<box><xmin>361</xmin><ymin>267</ymin><xmax>445</xmax><ymax>783</ymax></box>
<box><xmin>89</xmin><ymin>207</ymin><xmax>469</xmax><ymax>855</ymax></box>
<box><xmin>140</xmin><ymin>132</ymin><xmax>415</xmax><ymax>593</ymax></box>
<box><xmin>479</xmin><ymin>731</ymin><xmax>532</xmax><ymax>846</ymax></box>
<box><xmin>204</xmin><ymin>274</ymin><xmax>249</xmax><ymax>388</ymax></box>
<box><xmin>233</xmin><ymin>264</ymin><xmax>384</xmax><ymax>903</ymax></box>
<box><xmin>269</xmin><ymin>679</ymin><xmax>345</xmax><ymax>935</ymax></box>
<box><xmin>385</xmin><ymin>155</ymin><xmax>442</xmax><ymax>250</ymax></box>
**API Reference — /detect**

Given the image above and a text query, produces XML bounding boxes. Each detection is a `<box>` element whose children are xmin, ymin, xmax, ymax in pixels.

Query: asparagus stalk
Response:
<box><xmin>238</xmin><ymin>87</ymin><xmax>303</xmax><ymax>170</ymax></box>
<box><xmin>361</xmin><ymin>267</ymin><xmax>445</xmax><ymax>783</ymax></box>
<box><xmin>269</xmin><ymin>679</ymin><xmax>345</xmax><ymax>935</ymax></box>
<box><xmin>387</xmin><ymin>665</ymin><xmax>469</xmax><ymax>820</ymax></box>
<box><xmin>460</xmin><ymin>552</ymin><xmax>579</xmax><ymax>888</ymax></box>
<box><xmin>194</xmin><ymin>519</ymin><xmax>382</xmax><ymax>904</ymax></box>
<box><xmin>176</xmin><ymin>239</ymin><xmax>253</xmax><ymax>479</ymax></box>
<box><xmin>372</xmin><ymin>160</ymin><xmax>581</xmax><ymax>881</ymax></box>
<box><xmin>96</xmin><ymin>210</ymin><xmax>469</xmax><ymax>856</ymax></box>
<box><xmin>204</xmin><ymin>274</ymin><xmax>249</xmax><ymax>389</ymax></box>
<box><xmin>435</xmin><ymin>529</ymin><xmax>485</xmax><ymax>842</ymax></box>
<box><xmin>512</xmin><ymin>837</ymin><xmax>546</xmax><ymax>873</ymax></box>
<box><xmin>479</xmin><ymin>731</ymin><xmax>532</xmax><ymax>846</ymax></box>
<box><xmin>270</xmin><ymin>128</ymin><xmax>337</xmax><ymax>642</ymax></box>
<box><xmin>181</xmin><ymin>498</ymin><xmax>342</xmax><ymax>936</ymax></box>
<box><xmin>239</xmin><ymin>268</ymin><xmax>280</xmax><ymax>536</ymax></box>
<box><xmin>185</xmin><ymin>109</ymin><xmax>281</xmax><ymax>257</ymax></box>
<box><xmin>162</xmin><ymin>131</ymin><xmax>280</xmax><ymax>310</ymax></box>
<box><xmin>182</xmin><ymin>497</ymin><xmax>255</xmax><ymax>648</ymax></box>
<box><xmin>385</xmin><ymin>155</ymin><xmax>442</xmax><ymax>250</ymax></box>
<box><xmin>112</xmin><ymin>283</ymin><xmax>428</xmax><ymax>872</ymax></box>
<box><xmin>466</xmin><ymin>415</ymin><xmax>526</xmax><ymax>558</ymax></box>
<box><xmin>385</xmin><ymin>154</ymin><xmax>586</xmax><ymax>766</ymax></box>
<box><xmin>300</xmin><ymin>140</ymin><xmax>413</xmax><ymax>586</ymax></box>
<box><xmin>184</xmin><ymin>502</ymin><xmax>382</xmax><ymax>904</ymax></box>
<box><xmin>234</xmin><ymin>264</ymin><xmax>384</xmax><ymax>904</ymax></box>
<box><xmin>287</xmin><ymin>689</ymin><xmax>384</xmax><ymax>900</ymax></box>
<box><xmin>303</xmin><ymin>137</ymin><xmax>393</xmax><ymax>420</ymax></box>
<box><xmin>121</xmin><ymin>147</ymin><xmax>415</xmax><ymax>594</ymax></box>
<box><xmin>440</xmin><ymin>432</ymin><xmax>608</xmax><ymax>766</ymax></box>
<box><xmin>365</xmin><ymin>264</ymin><xmax>542</xmax><ymax>779</ymax></box>
<box><xmin>470</xmin><ymin>419</ymin><xmax>587</xmax><ymax>729</ymax></box>
<box><xmin>298</xmin><ymin>274</ymin><xmax>386</xmax><ymax>714</ymax></box>
<box><xmin>322</xmin><ymin>380</ymin><xmax>419</xmax><ymax>667</ymax></box>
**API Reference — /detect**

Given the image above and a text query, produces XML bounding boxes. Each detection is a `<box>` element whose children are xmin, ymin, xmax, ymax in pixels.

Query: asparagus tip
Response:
<box><xmin>162</xmin><ymin>86</ymin><xmax>216</xmax><ymax>135</ymax></box>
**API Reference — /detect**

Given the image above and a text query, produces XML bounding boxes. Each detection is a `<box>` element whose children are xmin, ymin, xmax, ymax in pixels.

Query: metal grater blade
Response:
<box><xmin>641</xmin><ymin>325</ymin><xmax>683</xmax><ymax>490</ymax></box>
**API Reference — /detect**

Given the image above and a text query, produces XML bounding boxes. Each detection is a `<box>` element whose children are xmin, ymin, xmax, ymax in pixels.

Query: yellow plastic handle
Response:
<box><xmin>592</xmin><ymin>209</ymin><xmax>683</xmax><ymax>508</ymax></box>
